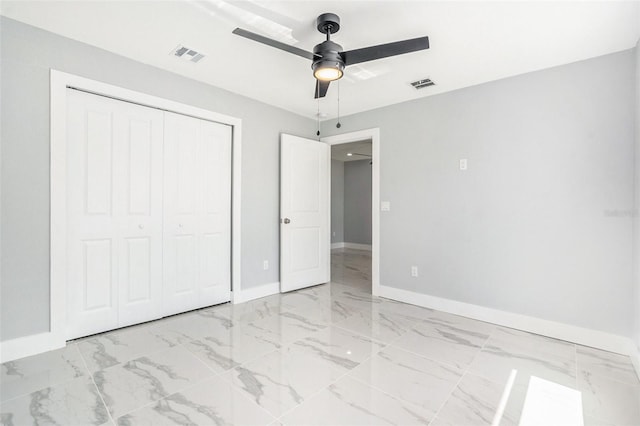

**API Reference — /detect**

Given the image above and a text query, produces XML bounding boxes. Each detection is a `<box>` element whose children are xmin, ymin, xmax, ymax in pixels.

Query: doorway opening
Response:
<box><xmin>323</xmin><ymin>128</ymin><xmax>380</xmax><ymax>296</ymax></box>
<box><xmin>330</xmin><ymin>140</ymin><xmax>373</xmax><ymax>293</ymax></box>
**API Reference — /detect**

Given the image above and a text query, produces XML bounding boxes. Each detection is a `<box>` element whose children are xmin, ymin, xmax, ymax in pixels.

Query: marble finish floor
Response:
<box><xmin>1</xmin><ymin>249</ymin><xmax>639</xmax><ymax>425</ymax></box>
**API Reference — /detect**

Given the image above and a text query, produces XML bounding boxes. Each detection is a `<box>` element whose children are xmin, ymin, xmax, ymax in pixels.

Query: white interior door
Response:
<box><xmin>66</xmin><ymin>89</ymin><xmax>164</xmax><ymax>339</ymax></box>
<box><xmin>163</xmin><ymin>112</ymin><xmax>232</xmax><ymax>316</ymax></box>
<box><xmin>280</xmin><ymin>134</ymin><xmax>330</xmax><ymax>292</ymax></box>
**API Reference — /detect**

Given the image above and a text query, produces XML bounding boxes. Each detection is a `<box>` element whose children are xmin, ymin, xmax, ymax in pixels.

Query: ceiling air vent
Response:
<box><xmin>171</xmin><ymin>45</ymin><xmax>205</xmax><ymax>63</ymax></box>
<box><xmin>410</xmin><ymin>78</ymin><xmax>435</xmax><ymax>89</ymax></box>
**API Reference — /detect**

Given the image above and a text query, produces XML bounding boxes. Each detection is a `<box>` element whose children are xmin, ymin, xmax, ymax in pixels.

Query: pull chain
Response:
<box><xmin>336</xmin><ymin>80</ymin><xmax>341</xmax><ymax>129</ymax></box>
<box><xmin>316</xmin><ymin>87</ymin><xmax>321</xmax><ymax>137</ymax></box>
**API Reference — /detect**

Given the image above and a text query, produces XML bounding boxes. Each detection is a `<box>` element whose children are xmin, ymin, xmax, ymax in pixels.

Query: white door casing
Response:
<box><xmin>162</xmin><ymin>111</ymin><xmax>232</xmax><ymax>316</ymax></box>
<box><xmin>280</xmin><ymin>134</ymin><xmax>330</xmax><ymax>292</ymax></box>
<box><xmin>66</xmin><ymin>89</ymin><xmax>164</xmax><ymax>339</ymax></box>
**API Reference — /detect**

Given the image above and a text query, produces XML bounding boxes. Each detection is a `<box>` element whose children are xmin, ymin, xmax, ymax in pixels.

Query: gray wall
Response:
<box><xmin>344</xmin><ymin>160</ymin><xmax>373</xmax><ymax>245</ymax></box>
<box><xmin>323</xmin><ymin>50</ymin><xmax>636</xmax><ymax>337</ymax></box>
<box><xmin>331</xmin><ymin>159</ymin><xmax>345</xmax><ymax>244</ymax></box>
<box><xmin>0</xmin><ymin>17</ymin><xmax>315</xmax><ymax>341</ymax></box>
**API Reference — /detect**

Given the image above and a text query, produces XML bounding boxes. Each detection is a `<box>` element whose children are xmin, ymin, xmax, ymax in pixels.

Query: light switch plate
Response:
<box><xmin>381</xmin><ymin>201</ymin><xmax>391</xmax><ymax>211</ymax></box>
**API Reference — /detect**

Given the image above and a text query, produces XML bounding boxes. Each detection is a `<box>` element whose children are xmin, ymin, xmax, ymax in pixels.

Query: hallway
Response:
<box><xmin>330</xmin><ymin>248</ymin><xmax>372</xmax><ymax>293</ymax></box>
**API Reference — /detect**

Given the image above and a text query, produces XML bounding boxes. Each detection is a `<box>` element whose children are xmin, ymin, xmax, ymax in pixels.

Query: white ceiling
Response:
<box><xmin>2</xmin><ymin>1</ymin><xmax>639</xmax><ymax>120</ymax></box>
<box><xmin>331</xmin><ymin>140</ymin><xmax>372</xmax><ymax>162</ymax></box>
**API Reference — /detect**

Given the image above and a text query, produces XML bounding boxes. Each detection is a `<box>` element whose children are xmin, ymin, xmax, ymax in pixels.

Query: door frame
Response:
<box><xmin>50</xmin><ymin>70</ymin><xmax>242</xmax><ymax>346</ymax></box>
<box><xmin>321</xmin><ymin>128</ymin><xmax>380</xmax><ymax>296</ymax></box>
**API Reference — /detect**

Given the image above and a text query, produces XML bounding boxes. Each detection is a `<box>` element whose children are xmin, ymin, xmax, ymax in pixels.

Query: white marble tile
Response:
<box><xmin>245</xmin><ymin>311</ymin><xmax>328</xmax><ymax>344</ymax></box>
<box><xmin>376</xmin><ymin>298</ymin><xmax>434</xmax><ymax>322</ymax></box>
<box><xmin>468</xmin><ymin>327</ymin><xmax>576</xmax><ymax>388</ymax></box>
<box><xmin>349</xmin><ymin>345</ymin><xmax>463</xmax><ymax>415</ymax></box>
<box><xmin>577</xmin><ymin>346</ymin><xmax>639</xmax><ymax>386</ymax></box>
<box><xmin>430</xmin><ymin>372</ymin><xmax>526</xmax><ymax>426</ymax></box>
<box><xmin>0</xmin><ymin>344</ymin><xmax>88</xmax><ymax>403</ymax></box>
<box><xmin>578</xmin><ymin>370</ymin><xmax>640</xmax><ymax>425</ymax></box>
<box><xmin>147</xmin><ymin>307</ymin><xmax>238</xmax><ymax>344</ymax></box>
<box><xmin>287</xmin><ymin>298</ymin><xmax>361</xmax><ymax>325</ymax></box>
<box><xmin>294</xmin><ymin>283</ymin><xmax>332</xmax><ymax>300</ymax></box>
<box><xmin>329</xmin><ymin>283</ymin><xmax>379</xmax><ymax>303</ymax></box>
<box><xmin>224</xmin><ymin>294</ymin><xmax>299</xmax><ymax>324</ymax></box>
<box><xmin>0</xmin><ymin>375</ymin><xmax>110</xmax><ymax>426</ymax></box>
<box><xmin>331</xmin><ymin>248</ymin><xmax>372</xmax><ymax>290</ymax></box>
<box><xmin>280</xmin><ymin>288</ymin><xmax>331</xmax><ymax>310</ymax></box>
<box><xmin>280</xmin><ymin>375</ymin><xmax>432</xmax><ymax>425</ymax></box>
<box><xmin>392</xmin><ymin>312</ymin><xmax>493</xmax><ymax>369</ymax></box>
<box><xmin>182</xmin><ymin>324</ymin><xmax>282</xmax><ymax>373</ymax></box>
<box><xmin>333</xmin><ymin>308</ymin><xmax>417</xmax><ymax>343</ymax></box>
<box><xmin>78</xmin><ymin>326</ymin><xmax>177</xmax><ymax>372</ymax></box>
<box><xmin>292</xmin><ymin>325</ymin><xmax>387</xmax><ymax>372</ymax></box>
<box><xmin>94</xmin><ymin>346</ymin><xmax>215</xmax><ymax>419</ymax></box>
<box><xmin>116</xmin><ymin>376</ymin><xmax>274</xmax><ymax>425</ymax></box>
<box><xmin>224</xmin><ymin>345</ymin><xmax>346</xmax><ymax>417</ymax></box>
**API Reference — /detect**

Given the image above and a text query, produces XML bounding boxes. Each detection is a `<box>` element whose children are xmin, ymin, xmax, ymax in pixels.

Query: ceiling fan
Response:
<box><xmin>232</xmin><ymin>13</ymin><xmax>430</xmax><ymax>99</ymax></box>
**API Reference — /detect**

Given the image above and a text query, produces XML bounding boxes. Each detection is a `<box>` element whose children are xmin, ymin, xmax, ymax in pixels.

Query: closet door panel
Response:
<box><xmin>117</xmin><ymin>102</ymin><xmax>164</xmax><ymax>328</ymax></box>
<box><xmin>199</xmin><ymin>121</ymin><xmax>232</xmax><ymax>302</ymax></box>
<box><xmin>66</xmin><ymin>90</ymin><xmax>120</xmax><ymax>339</ymax></box>
<box><xmin>163</xmin><ymin>113</ymin><xmax>199</xmax><ymax>314</ymax></box>
<box><xmin>163</xmin><ymin>112</ymin><xmax>231</xmax><ymax>316</ymax></box>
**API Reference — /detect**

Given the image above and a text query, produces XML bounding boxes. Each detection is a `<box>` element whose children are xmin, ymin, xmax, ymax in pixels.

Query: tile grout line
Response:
<box><xmin>428</xmin><ymin>324</ymin><xmax>499</xmax><ymax>425</ymax></box>
<box><xmin>273</xmin><ymin>311</ymin><xmax>392</xmax><ymax>423</ymax></box>
<box><xmin>0</xmin><ymin>352</ymin><xmax>86</xmax><ymax>405</ymax></box>
<box><xmin>76</xmin><ymin>341</ymin><xmax>116</xmax><ymax>426</ymax></box>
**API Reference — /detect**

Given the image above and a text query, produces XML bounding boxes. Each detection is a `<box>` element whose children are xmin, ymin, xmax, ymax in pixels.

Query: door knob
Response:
<box><xmin>283</xmin><ymin>218</ymin><xmax>291</xmax><ymax>224</ymax></box>
<box><xmin>138</xmin><ymin>224</ymin><xmax>144</xmax><ymax>229</ymax></box>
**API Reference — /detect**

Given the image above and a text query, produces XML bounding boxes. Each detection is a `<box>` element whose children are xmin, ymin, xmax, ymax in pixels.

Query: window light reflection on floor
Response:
<box><xmin>519</xmin><ymin>376</ymin><xmax>584</xmax><ymax>426</ymax></box>
<box><xmin>491</xmin><ymin>369</ymin><xmax>584</xmax><ymax>426</ymax></box>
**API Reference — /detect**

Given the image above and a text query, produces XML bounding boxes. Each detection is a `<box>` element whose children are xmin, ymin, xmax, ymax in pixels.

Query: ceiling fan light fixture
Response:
<box><xmin>313</xmin><ymin>61</ymin><xmax>344</xmax><ymax>81</ymax></box>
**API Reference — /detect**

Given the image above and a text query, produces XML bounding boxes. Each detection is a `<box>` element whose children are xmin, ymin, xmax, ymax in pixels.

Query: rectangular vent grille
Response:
<box><xmin>411</xmin><ymin>78</ymin><xmax>435</xmax><ymax>89</ymax></box>
<box><xmin>172</xmin><ymin>45</ymin><xmax>205</xmax><ymax>63</ymax></box>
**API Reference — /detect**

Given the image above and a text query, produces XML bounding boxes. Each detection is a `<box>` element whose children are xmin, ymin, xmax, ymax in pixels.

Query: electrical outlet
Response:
<box><xmin>263</xmin><ymin>260</ymin><xmax>269</xmax><ymax>270</ymax></box>
<box><xmin>459</xmin><ymin>158</ymin><xmax>468</xmax><ymax>170</ymax></box>
<box><xmin>411</xmin><ymin>266</ymin><xmax>418</xmax><ymax>277</ymax></box>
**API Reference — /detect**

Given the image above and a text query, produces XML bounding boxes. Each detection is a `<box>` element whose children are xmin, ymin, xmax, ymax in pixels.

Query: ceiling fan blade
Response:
<box><xmin>341</xmin><ymin>36</ymin><xmax>429</xmax><ymax>66</ymax></box>
<box><xmin>314</xmin><ymin>80</ymin><xmax>330</xmax><ymax>99</ymax></box>
<box><xmin>232</xmin><ymin>28</ymin><xmax>319</xmax><ymax>61</ymax></box>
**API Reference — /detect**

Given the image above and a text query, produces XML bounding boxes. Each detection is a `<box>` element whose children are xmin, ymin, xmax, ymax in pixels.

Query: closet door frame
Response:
<box><xmin>50</xmin><ymin>70</ymin><xmax>242</xmax><ymax>346</ymax></box>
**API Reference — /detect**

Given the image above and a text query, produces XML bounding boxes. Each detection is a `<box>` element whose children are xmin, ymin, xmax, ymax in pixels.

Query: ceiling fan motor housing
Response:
<box><xmin>312</xmin><ymin>40</ymin><xmax>345</xmax><ymax>76</ymax></box>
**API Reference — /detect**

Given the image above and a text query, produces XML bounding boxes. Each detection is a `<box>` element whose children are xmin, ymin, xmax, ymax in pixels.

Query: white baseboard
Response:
<box><xmin>378</xmin><ymin>285</ymin><xmax>637</xmax><ymax>358</ymax></box>
<box><xmin>232</xmin><ymin>282</ymin><xmax>280</xmax><ymax>304</ymax></box>
<box><xmin>331</xmin><ymin>242</ymin><xmax>372</xmax><ymax>251</ymax></box>
<box><xmin>0</xmin><ymin>331</ymin><xmax>66</xmax><ymax>363</ymax></box>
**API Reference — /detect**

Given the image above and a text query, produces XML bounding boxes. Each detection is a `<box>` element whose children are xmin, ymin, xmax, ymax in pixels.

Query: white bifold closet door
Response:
<box><xmin>66</xmin><ymin>89</ymin><xmax>231</xmax><ymax>340</ymax></box>
<box><xmin>66</xmin><ymin>89</ymin><xmax>164</xmax><ymax>338</ymax></box>
<box><xmin>162</xmin><ymin>112</ymin><xmax>232</xmax><ymax>316</ymax></box>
